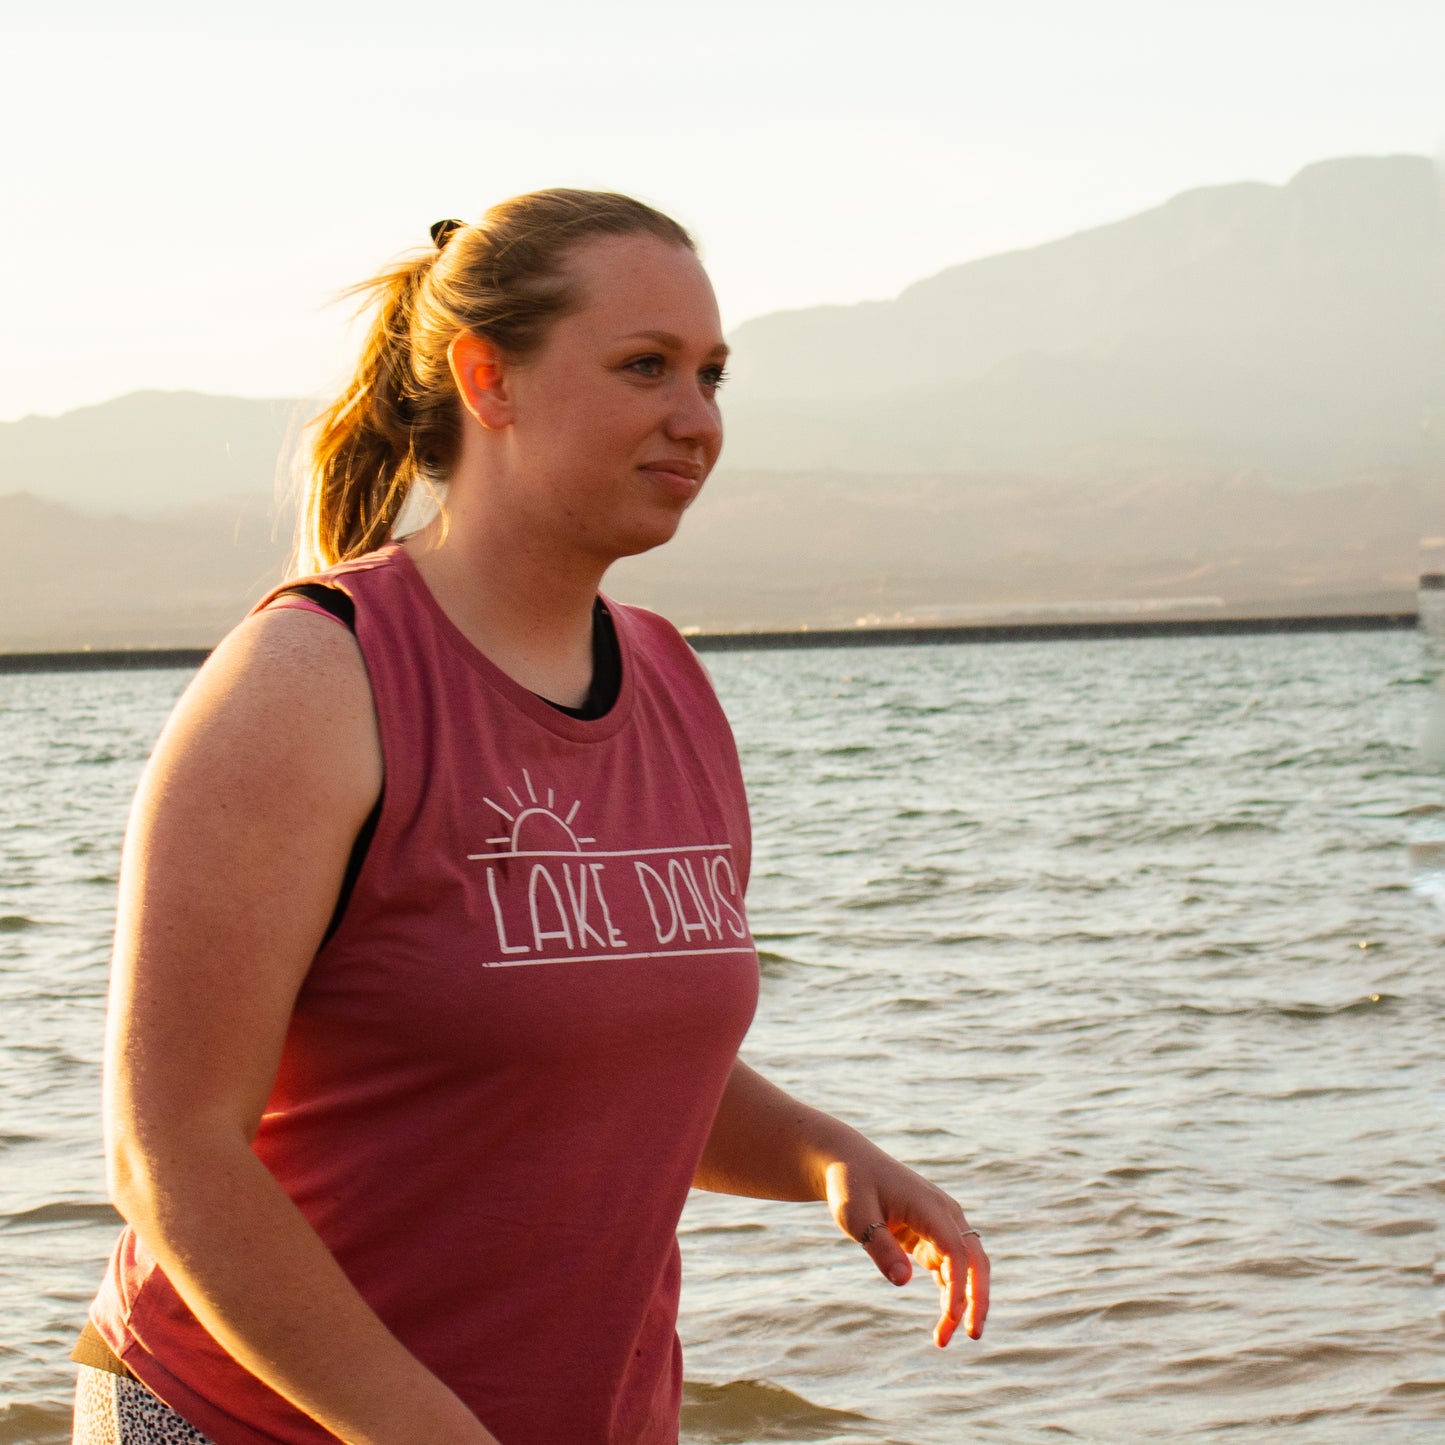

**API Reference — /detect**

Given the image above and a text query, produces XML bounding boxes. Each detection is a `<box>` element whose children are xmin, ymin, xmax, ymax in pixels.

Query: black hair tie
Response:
<box><xmin>430</xmin><ymin>218</ymin><xmax>464</xmax><ymax>249</ymax></box>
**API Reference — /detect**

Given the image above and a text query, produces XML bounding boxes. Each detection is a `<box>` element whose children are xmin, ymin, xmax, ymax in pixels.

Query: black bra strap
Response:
<box><xmin>280</xmin><ymin>581</ymin><xmax>357</xmax><ymax>632</ymax></box>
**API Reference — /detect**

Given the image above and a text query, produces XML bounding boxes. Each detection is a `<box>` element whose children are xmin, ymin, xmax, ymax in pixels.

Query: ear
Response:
<box><xmin>447</xmin><ymin>332</ymin><xmax>513</xmax><ymax>430</ymax></box>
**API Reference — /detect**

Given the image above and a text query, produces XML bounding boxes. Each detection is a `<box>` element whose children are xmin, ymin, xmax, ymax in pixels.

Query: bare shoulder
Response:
<box><xmin>176</xmin><ymin>602</ymin><xmax>376</xmax><ymax>736</ymax></box>
<box><xmin>153</xmin><ymin>604</ymin><xmax>382</xmax><ymax>815</ymax></box>
<box><xmin>123</xmin><ymin>605</ymin><xmax>384</xmax><ymax>954</ymax></box>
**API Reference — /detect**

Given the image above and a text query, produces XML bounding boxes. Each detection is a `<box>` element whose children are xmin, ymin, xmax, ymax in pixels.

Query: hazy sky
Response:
<box><xmin>4</xmin><ymin>0</ymin><xmax>1443</xmax><ymax>421</ymax></box>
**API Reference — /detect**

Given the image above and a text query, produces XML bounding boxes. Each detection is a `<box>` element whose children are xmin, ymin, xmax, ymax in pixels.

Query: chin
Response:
<box><xmin>609</xmin><ymin>532</ymin><xmax>679</xmax><ymax>563</ymax></box>
<box><xmin>606</xmin><ymin>509</ymin><xmax>690</xmax><ymax>561</ymax></box>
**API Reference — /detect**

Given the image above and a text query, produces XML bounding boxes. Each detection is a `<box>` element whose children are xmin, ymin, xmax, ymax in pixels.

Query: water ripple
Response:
<box><xmin>4</xmin><ymin>635</ymin><xmax>1443</xmax><ymax>1443</ymax></box>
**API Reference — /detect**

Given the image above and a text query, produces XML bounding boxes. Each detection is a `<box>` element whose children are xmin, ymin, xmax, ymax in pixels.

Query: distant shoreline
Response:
<box><xmin>0</xmin><ymin>611</ymin><xmax>1422</xmax><ymax>674</ymax></box>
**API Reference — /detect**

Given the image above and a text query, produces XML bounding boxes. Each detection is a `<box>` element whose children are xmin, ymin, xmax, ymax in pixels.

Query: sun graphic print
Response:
<box><xmin>481</xmin><ymin>769</ymin><xmax>597</xmax><ymax>853</ymax></box>
<box><xmin>466</xmin><ymin>769</ymin><xmax>753</xmax><ymax>969</ymax></box>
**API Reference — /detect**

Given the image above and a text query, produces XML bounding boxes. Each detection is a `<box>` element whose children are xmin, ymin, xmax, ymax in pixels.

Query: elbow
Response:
<box><xmin>105</xmin><ymin>1120</ymin><xmax>161</xmax><ymax>1230</ymax></box>
<box><xmin>103</xmin><ymin>1103</ymin><xmax>206</xmax><ymax>1235</ymax></box>
<box><xmin>104</xmin><ymin>1100</ymin><xmax>258</xmax><ymax>1237</ymax></box>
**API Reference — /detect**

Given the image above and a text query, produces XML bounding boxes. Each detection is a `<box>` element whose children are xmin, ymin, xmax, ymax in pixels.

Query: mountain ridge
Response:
<box><xmin>3</xmin><ymin>152</ymin><xmax>1441</xmax><ymax>646</ymax></box>
<box><xmin>726</xmin><ymin>154</ymin><xmax>1441</xmax><ymax>401</ymax></box>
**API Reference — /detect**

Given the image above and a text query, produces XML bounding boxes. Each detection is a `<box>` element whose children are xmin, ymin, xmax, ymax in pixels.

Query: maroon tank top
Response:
<box><xmin>91</xmin><ymin>543</ymin><xmax>760</xmax><ymax>1445</ymax></box>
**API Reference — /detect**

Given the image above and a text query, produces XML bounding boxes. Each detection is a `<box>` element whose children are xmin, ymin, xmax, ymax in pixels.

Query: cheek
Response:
<box><xmin>551</xmin><ymin>388</ymin><xmax>638</xmax><ymax>449</ymax></box>
<box><xmin>524</xmin><ymin>405</ymin><xmax>606</xmax><ymax>473</ymax></box>
<box><xmin>516</xmin><ymin>378</ymin><xmax>660</xmax><ymax>492</ymax></box>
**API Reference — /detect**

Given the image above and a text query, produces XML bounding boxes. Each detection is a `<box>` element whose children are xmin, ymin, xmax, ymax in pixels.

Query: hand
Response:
<box><xmin>823</xmin><ymin>1150</ymin><xmax>990</xmax><ymax>1348</ymax></box>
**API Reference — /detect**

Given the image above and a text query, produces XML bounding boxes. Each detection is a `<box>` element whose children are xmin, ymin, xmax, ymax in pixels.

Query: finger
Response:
<box><xmin>960</xmin><ymin>1231</ymin><xmax>990</xmax><ymax>1341</ymax></box>
<box><xmin>923</xmin><ymin>1229</ymin><xmax>989</xmax><ymax>1347</ymax></box>
<box><xmin>852</xmin><ymin>1217</ymin><xmax>912</xmax><ymax>1286</ymax></box>
<box><xmin>934</xmin><ymin>1253</ymin><xmax>958</xmax><ymax>1349</ymax></box>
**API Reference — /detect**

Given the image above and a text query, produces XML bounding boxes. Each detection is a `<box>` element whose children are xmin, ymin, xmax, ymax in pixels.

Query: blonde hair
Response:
<box><xmin>294</xmin><ymin>189</ymin><xmax>695</xmax><ymax>574</ymax></box>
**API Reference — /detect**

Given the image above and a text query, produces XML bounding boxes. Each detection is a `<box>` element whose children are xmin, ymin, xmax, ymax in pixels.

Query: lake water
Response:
<box><xmin>2</xmin><ymin>629</ymin><xmax>1442</xmax><ymax>1443</ymax></box>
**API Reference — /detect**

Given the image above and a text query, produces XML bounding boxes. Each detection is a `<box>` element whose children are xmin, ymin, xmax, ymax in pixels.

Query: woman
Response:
<box><xmin>75</xmin><ymin>190</ymin><xmax>989</xmax><ymax>1445</ymax></box>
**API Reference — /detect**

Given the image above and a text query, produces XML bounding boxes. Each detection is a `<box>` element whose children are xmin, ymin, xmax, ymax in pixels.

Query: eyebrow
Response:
<box><xmin>615</xmin><ymin>329</ymin><xmax>730</xmax><ymax>359</ymax></box>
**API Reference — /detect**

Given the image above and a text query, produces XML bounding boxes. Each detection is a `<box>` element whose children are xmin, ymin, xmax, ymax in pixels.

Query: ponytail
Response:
<box><xmin>295</xmin><ymin>252</ymin><xmax>447</xmax><ymax>574</ymax></box>
<box><xmin>293</xmin><ymin>189</ymin><xmax>696</xmax><ymax>577</ymax></box>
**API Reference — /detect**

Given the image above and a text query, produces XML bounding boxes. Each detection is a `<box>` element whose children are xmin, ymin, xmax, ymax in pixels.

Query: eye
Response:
<box><xmin>701</xmin><ymin>364</ymin><xmax>729</xmax><ymax>392</ymax></box>
<box><xmin>626</xmin><ymin>354</ymin><xmax>666</xmax><ymax>378</ymax></box>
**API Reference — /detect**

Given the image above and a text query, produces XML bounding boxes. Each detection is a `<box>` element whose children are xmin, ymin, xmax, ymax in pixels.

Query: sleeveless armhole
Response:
<box><xmin>268</xmin><ymin>583</ymin><xmax>382</xmax><ymax>949</ymax></box>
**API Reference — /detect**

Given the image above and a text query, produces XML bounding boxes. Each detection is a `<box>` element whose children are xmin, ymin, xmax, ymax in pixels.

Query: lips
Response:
<box><xmin>639</xmin><ymin>458</ymin><xmax>703</xmax><ymax>481</ymax></box>
<box><xmin>638</xmin><ymin>459</ymin><xmax>704</xmax><ymax>500</ymax></box>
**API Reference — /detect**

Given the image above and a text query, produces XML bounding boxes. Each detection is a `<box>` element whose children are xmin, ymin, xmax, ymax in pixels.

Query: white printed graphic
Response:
<box><xmin>468</xmin><ymin>770</ymin><xmax>752</xmax><ymax>968</ymax></box>
<box><xmin>481</xmin><ymin>768</ymin><xmax>597</xmax><ymax>852</ymax></box>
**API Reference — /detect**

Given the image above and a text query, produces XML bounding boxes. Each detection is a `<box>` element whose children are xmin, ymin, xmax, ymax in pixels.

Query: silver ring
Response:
<box><xmin>961</xmin><ymin>1228</ymin><xmax>981</xmax><ymax>1240</ymax></box>
<box><xmin>858</xmin><ymin>1220</ymin><xmax>888</xmax><ymax>1245</ymax></box>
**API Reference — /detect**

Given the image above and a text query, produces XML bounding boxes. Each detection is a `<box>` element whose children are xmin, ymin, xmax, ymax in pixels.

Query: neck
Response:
<box><xmin>402</xmin><ymin>491</ymin><xmax>606</xmax><ymax>709</ymax></box>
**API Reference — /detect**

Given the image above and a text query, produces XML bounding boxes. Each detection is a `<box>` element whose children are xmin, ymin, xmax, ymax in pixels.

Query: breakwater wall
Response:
<box><xmin>0</xmin><ymin>611</ymin><xmax>1421</xmax><ymax>674</ymax></box>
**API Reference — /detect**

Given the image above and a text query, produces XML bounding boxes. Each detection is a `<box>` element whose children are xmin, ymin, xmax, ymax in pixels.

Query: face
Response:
<box><xmin>481</xmin><ymin>233</ymin><xmax>728</xmax><ymax>563</ymax></box>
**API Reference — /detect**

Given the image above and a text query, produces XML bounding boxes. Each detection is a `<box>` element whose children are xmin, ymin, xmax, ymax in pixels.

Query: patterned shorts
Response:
<box><xmin>73</xmin><ymin>1364</ymin><xmax>215</xmax><ymax>1444</ymax></box>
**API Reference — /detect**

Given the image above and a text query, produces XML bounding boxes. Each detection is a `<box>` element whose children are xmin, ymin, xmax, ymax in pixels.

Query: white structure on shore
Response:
<box><xmin>1420</xmin><ymin>538</ymin><xmax>1445</xmax><ymax>643</ymax></box>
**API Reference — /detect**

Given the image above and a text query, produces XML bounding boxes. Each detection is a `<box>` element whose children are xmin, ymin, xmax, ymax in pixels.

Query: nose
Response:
<box><xmin>664</xmin><ymin>376</ymin><xmax>723</xmax><ymax>457</ymax></box>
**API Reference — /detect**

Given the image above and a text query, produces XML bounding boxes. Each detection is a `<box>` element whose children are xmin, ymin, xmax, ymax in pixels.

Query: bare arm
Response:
<box><xmin>105</xmin><ymin>608</ymin><xmax>499</xmax><ymax>1445</ymax></box>
<box><xmin>694</xmin><ymin>1058</ymin><xmax>990</xmax><ymax>1347</ymax></box>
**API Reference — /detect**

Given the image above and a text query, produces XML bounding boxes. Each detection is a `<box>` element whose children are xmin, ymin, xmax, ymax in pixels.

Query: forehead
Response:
<box><xmin>557</xmin><ymin>234</ymin><xmax>722</xmax><ymax>344</ymax></box>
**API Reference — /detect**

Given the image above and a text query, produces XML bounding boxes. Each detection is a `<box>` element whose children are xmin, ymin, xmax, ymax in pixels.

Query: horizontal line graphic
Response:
<box><xmin>466</xmin><ymin>844</ymin><xmax>734</xmax><ymax>861</ymax></box>
<box><xmin>481</xmin><ymin>946</ymin><xmax>757</xmax><ymax>970</ymax></box>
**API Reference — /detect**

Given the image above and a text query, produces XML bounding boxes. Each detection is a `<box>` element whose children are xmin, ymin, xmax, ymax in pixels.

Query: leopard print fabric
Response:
<box><xmin>73</xmin><ymin>1365</ymin><xmax>215</xmax><ymax>1444</ymax></box>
